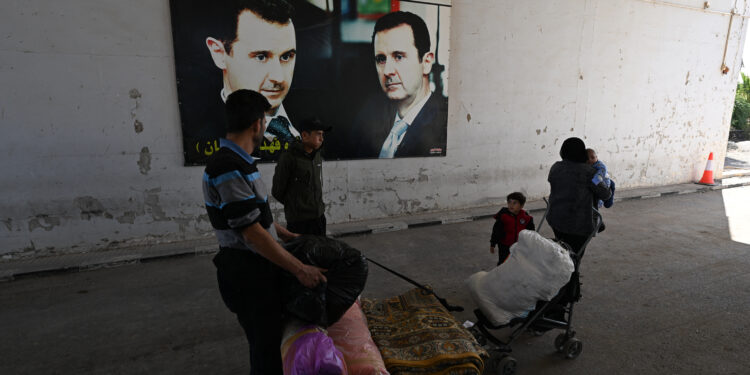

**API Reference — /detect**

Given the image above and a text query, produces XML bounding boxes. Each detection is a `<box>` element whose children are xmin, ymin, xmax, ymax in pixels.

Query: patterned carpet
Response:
<box><xmin>362</xmin><ymin>288</ymin><xmax>488</xmax><ymax>375</ymax></box>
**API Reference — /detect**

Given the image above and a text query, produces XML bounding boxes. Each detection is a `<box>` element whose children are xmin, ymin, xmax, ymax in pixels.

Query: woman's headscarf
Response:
<box><xmin>559</xmin><ymin>137</ymin><xmax>587</xmax><ymax>163</ymax></box>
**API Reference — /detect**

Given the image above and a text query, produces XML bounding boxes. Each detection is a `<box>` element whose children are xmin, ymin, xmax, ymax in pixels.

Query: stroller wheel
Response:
<box><xmin>563</xmin><ymin>338</ymin><xmax>583</xmax><ymax>359</ymax></box>
<box><xmin>492</xmin><ymin>354</ymin><xmax>517</xmax><ymax>375</ymax></box>
<box><xmin>554</xmin><ymin>333</ymin><xmax>567</xmax><ymax>353</ymax></box>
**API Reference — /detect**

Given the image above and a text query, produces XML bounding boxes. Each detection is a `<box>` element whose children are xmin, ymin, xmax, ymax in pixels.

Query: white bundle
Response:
<box><xmin>466</xmin><ymin>230</ymin><xmax>575</xmax><ymax>326</ymax></box>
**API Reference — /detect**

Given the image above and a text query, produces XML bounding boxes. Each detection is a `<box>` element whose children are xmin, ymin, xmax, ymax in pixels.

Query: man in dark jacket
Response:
<box><xmin>272</xmin><ymin>118</ymin><xmax>331</xmax><ymax>235</ymax></box>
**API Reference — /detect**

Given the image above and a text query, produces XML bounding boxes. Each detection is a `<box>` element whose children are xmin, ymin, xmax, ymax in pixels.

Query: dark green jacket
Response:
<box><xmin>272</xmin><ymin>141</ymin><xmax>325</xmax><ymax>222</ymax></box>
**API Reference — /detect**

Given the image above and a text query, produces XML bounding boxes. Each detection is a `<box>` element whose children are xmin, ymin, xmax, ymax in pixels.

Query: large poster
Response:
<box><xmin>170</xmin><ymin>0</ymin><xmax>451</xmax><ymax>165</ymax></box>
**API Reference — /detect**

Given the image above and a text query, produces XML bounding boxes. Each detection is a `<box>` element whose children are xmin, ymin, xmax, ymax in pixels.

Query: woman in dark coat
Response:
<box><xmin>547</xmin><ymin>137</ymin><xmax>611</xmax><ymax>253</ymax></box>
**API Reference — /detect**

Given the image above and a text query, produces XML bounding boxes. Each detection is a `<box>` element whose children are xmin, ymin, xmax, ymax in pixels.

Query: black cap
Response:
<box><xmin>299</xmin><ymin>118</ymin><xmax>332</xmax><ymax>132</ymax></box>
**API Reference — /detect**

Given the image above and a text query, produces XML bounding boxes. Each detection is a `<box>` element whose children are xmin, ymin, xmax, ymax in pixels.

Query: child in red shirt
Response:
<box><xmin>490</xmin><ymin>192</ymin><xmax>535</xmax><ymax>265</ymax></box>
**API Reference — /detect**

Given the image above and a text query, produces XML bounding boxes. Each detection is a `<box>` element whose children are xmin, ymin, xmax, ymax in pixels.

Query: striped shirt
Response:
<box><xmin>202</xmin><ymin>138</ymin><xmax>278</xmax><ymax>253</ymax></box>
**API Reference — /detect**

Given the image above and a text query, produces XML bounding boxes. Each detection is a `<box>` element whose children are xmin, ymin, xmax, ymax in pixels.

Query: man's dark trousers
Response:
<box><xmin>287</xmin><ymin>215</ymin><xmax>326</xmax><ymax>236</ymax></box>
<box><xmin>214</xmin><ymin>248</ymin><xmax>283</xmax><ymax>375</ymax></box>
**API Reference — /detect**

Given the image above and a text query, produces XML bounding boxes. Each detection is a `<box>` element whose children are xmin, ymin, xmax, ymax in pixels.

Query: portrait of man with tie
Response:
<box><xmin>170</xmin><ymin>1</ymin><xmax>451</xmax><ymax>164</ymax></box>
<box><xmin>353</xmin><ymin>10</ymin><xmax>448</xmax><ymax>159</ymax></box>
<box><xmin>205</xmin><ymin>0</ymin><xmax>300</xmax><ymax>161</ymax></box>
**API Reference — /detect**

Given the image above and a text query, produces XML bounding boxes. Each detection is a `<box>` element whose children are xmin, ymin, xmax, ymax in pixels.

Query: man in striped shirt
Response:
<box><xmin>202</xmin><ymin>89</ymin><xmax>327</xmax><ymax>374</ymax></box>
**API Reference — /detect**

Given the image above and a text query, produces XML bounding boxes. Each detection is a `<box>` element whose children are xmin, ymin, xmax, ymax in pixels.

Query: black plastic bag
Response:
<box><xmin>282</xmin><ymin>235</ymin><xmax>368</xmax><ymax>327</ymax></box>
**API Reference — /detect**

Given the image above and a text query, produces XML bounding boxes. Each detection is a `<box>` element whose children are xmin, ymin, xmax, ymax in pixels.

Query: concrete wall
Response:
<box><xmin>1</xmin><ymin>0</ymin><xmax>746</xmax><ymax>257</ymax></box>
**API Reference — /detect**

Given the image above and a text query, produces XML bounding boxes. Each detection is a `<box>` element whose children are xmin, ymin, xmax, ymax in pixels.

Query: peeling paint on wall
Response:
<box><xmin>129</xmin><ymin>89</ymin><xmax>142</xmax><ymax>100</ymax></box>
<box><xmin>75</xmin><ymin>196</ymin><xmax>113</xmax><ymax>220</ymax></box>
<box><xmin>417</xmin><ymin>168</ymin><xmax>429</xmax><ymax>182</ymax></box>
<box><xmin>28</xmin><ymin>215</ymin><xmax>61</xmax><ymax>232</ymax></box>
<box><xmin>130</xmin><ymin>89</ymin><xmax>143</xmax><ymax>136</ymax></box>
<box><xmin>2</xmin><ymin>218</ymin><xmax>12</xmax><ymax>231</ymax></box>
<box><xmin>138</xmin><ymin>147</ymin><xmax>151</xmax><ymax>175</ymax></box>
<box><xmin>144</xmin><ymin>188</ymin><xmax>167</xmax><ymax>221</ymax></box>
<box><xmin>116</xmin><ymin>211</ymin><xmax>138</xmax><ymax>224</ymax></box>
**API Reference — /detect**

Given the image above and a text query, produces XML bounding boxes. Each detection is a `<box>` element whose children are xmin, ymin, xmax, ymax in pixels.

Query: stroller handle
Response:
<box><xmin>537</xmin><ymin>197</ymin><xmax>604</xmax><ymax>260</ymax></box>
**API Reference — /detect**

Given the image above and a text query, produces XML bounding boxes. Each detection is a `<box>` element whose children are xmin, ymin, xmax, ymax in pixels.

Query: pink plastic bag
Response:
<box><xmin>281</xmin><ymin>324</ymin><xmax>348</xmax><ymax>375</ymax></box>
<box><xmin>328</xmin><ymin>301</ymin><xmax>389</xmax><ymax>375</ymax></box>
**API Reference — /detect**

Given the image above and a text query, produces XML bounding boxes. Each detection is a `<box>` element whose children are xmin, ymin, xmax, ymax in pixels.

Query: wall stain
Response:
<box><xmin>117</xmin><ymin>211</ymin><xmax>138</xmax><ymax>224</ymax></box>
<box><xmin>130</xmin><ymin>89</ymin><xmax>142</xmax><ymax>136</ymax></box>
<box><xmin>75</xmin><ymin>196</ymin><xmax>113</xmax><ymax>220</ymax></box>
<box><xmin>145</xmin><ymin>188</ymin><xmax>168</xmax><ymax>221</ymax></box>
<box><xmin>2</xmin><ymin>218</ymin><xmax>12</xmax><ymax>231</ymax></box>
<box><xmin>172</xmin><ymin>217</ymin><xmax>193</xmax><ymax>233</ymax></box>
<box><xmin>28</xmin><ymin>215</ymin><xmax>61</xmax><ymax>232</ymax></box>
<box><xmin>138</xmin><ymin>147</ymin><xmax>151</xmax><ymax>175</ymax></box>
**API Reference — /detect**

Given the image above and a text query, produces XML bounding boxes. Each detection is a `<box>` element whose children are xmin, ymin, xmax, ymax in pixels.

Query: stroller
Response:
<box><xmin>468</xmin><ymin>198</ymin><xmax>604</xmax><ymax>375</ymax></box>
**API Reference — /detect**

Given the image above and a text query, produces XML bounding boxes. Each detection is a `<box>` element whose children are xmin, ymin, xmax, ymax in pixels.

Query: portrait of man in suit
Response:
<box><xmin>171</xmin><ymin>1</ymin><xmax>450</xmax><ymax>164</ymax></box>
<box><xmin>355</xmin><ymin>10</ymin><xmax>448</xmax><ymax>159</ymax></box>
<box><xmin>204</xmin><ymin>0</ymin><xmax>301</xmax><ymax>161</ymax></box>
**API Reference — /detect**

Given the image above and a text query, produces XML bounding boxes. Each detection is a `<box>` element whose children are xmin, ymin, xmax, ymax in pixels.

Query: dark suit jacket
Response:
<box><xmin>354</xmin><ymin>92</ymin><xmax>448</xmax><ymax>159</ymax></box>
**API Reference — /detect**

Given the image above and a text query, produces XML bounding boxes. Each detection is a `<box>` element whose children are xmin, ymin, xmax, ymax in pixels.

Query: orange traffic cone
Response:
<box><xmin>697</xmin><ymin>152</ymin><xmax>716</xmax><ymax>185</ymax></box>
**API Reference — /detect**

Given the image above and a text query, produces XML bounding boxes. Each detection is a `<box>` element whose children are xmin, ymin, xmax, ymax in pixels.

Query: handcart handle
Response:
<box><xmin>365</xmin><ymin>257</ymin><xmax>465</xmax><ymax>312</ymax></box>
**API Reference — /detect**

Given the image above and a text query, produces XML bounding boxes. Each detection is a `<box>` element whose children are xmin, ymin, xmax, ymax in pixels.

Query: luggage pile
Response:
<box><xmin>280</xmin><ymin>236</ymin><xmax>388</xmax><ymax>374</ymax></box>
<box><xmin>280</xmin><ymin>237</ymin><xmax>487</xmax><ymax>374</ymax></box>
<box><xmin>467</xmin><ymin>229</ymin><xmax>574</xmax><ymax>326</ymax></box>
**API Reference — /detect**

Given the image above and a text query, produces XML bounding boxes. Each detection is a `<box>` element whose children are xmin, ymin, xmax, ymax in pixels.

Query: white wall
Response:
<box><xmin>1</xmin><ymin>0</ymin><xmax>745</xmax><ymax>256</ymax></box>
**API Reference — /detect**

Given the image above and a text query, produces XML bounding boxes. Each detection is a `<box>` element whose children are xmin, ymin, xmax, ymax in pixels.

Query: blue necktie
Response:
<box><xmin>379</xmin><ymin>119</ymin><xmax>409</xmax><ymax>158</ymax></box>
<box><xmin>267</xmin><ymin>116</ymin><xmax>294</xmax><ymax>142</ymax></box>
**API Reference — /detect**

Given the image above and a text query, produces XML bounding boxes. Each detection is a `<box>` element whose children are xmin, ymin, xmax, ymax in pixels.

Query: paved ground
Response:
<box><xmin>2</xmin><ymin>185</ymin><xmax>750</xmax><ymax>375</ymax></box>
